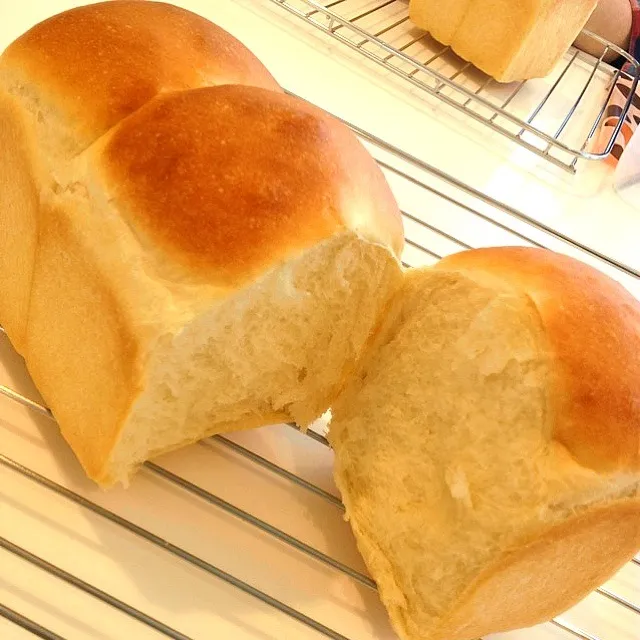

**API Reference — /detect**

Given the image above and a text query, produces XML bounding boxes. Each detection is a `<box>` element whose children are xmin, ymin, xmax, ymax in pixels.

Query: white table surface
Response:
<box><xmin>0</xmin><ymin>2</ymin><xmax>638</xmax><ymax>640</ymax></box>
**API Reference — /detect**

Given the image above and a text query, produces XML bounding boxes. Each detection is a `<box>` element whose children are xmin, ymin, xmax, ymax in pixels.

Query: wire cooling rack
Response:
<box><xmin>268</xmin><ymin>0</ymin><xmax>640</xmax><ymax>172</ymax></box>
<box><xmin>1</xmin><ymin>113</ymin><xmax>639</xmax><ymax>639</ymax></box>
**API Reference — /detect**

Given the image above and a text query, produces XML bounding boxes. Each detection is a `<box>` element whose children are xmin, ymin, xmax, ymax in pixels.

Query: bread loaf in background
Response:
<box><xmin>329</xmin><ymin>247</ymin><xmax>640</xmax><ymax>640</ymax></box>
<box><xmin>0</xmin><ymin>1</ymin><xmax>404</xmax><ymax>486</ymax></box>
<box><xmin>409</xmin><ymin>0</ymin><xmax>599</xmax><ymax>82</ymax></box>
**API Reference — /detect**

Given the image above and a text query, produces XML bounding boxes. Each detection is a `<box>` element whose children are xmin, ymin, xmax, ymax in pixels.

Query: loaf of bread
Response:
<box><xmin>3</xmin><ymin>3</ymin><xmax>638</xmax><ymax>637</ymax></box>
<box><xmin>329</xmin><ymin>247</ymin><xmax>640</xmax><ymax>640</ymax></box>
<box><xmin>409</xmin><ymin>0</ymin><xmax>599</xmax><ymax>82</ymax></box>
<box><xmin>0</xmin><ymin>1</ymin><xmax>404</xmax><ymax>486</ymax></box>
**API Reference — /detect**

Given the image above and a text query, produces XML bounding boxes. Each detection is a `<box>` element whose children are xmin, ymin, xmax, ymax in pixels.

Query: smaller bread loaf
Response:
<box><xmin>409</xmin><ymin>0</ymin><xmax>598</xmax><ymax>82</ymax></box>
<box><xmin>330</xmin><ymin>247</ymin><xmax>640</xmax><ymax>640</ymax></box>
<box><xmin>0</xmin><ymin>1</ymin><xmax>404</xmax><ymax>486</ymax></box>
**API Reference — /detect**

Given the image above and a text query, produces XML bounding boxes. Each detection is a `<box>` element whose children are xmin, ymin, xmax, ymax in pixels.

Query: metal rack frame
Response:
<box><xmin>1</xmin><ymin>115</ymin><xmax>639</xmax><ymax>639</ymax></box>
<box><xmin>268</xmin><ymin>0</ymin><xmax>640</xmax><ymax>172</ymax></box>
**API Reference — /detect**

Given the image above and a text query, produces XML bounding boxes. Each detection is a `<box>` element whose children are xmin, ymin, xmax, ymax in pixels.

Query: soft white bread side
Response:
<box><xmin>409</xmin><ymin>0</ymin><xmax>598</xmax><ymax>82</ymax></box>
<box><xmin>329</xmin><ymin>247</ymin><xmax>640</xmax><ymax>640</ymax></box>
<box><xmin>0</xmin><ymin>2</ymin><xmax>404</xmax><ymax>486</ymax></box>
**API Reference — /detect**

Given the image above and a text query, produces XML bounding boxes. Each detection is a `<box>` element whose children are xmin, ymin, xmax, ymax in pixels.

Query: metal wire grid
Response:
<box><xmin>268</xmin><ymin>0</ymin><xmax>640</xmax><ymax>173</ymax></box>
<box><xmin>1</xmin><ymin>115</ymin><xmax>639</xmax><ymax>639</ymax></box>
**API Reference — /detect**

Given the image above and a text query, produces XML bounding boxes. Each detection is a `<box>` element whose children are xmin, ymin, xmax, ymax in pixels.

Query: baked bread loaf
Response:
<box><xmin>3</xmin><ymin>3</ymin><xmax>637</xmax><ymax>637</ymax></box>
<box><xmin>409</xmin><ymin>0</ymin><xmax>598</xmax><ymax>82</ymax></box>
<box><xmin>329</xmin><ymin>247</ymin><xmax>640</xmax><ymax>640</ymax></box>
<box><xmin>0</xmin><ymin>1</ymin><xmax>404</xmax><ymax>486</ymax></box>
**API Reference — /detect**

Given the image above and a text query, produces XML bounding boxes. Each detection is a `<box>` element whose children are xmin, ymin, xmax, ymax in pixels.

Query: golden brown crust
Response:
<box><xmin>409</xmin><ymin>0</ymin><xmax>597</xmax><ymax>83</ymax></box>
<box><xmin>101</xmin><ymin>85</ymin><xmax>404</xmax><ymax>285</ymax></box>
<box><xmin>24</xmin><ymin>203</ymin><xmax>144</xmax><ymax>482</ymax></box>
<box><xmin>1</xmin><ymin>0</ymin><xmax>281</xmax><ymax>150</ymax></box>
<box><xmin>0</xmin><ymin>91</ymin><xmax>40</xmax><ymax>349</ymax></box>
<box><xmin>437</xmin><ymin>247</ymin><xmax>640</xmax><ymax>473</ymax></box>
<box><xmin>439</xmin><ymin>499</ymin><xmax>640</xmax><ymax>640</ymax></box>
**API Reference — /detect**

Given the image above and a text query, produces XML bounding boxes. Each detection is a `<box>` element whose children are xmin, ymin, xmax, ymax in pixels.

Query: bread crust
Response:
<box><xmin>437</xmin><ymin>247</ymin><xmax>640</xmax><ymax>473</ymax></box>
<box><xmin>24</xmin><ymin>201</ymin><xmax>146</xmax><ymax>481</ymax></box>
<box><xmin>1</xmin><ymin>0</ymin><xmax>281</xmax><ymax>152</ymax></box>
<box><xmin>409</xmin><ymin>0</ymin><xmax>598</xmax><ymax>82</ymax></box>
<box><xmin>343</xmin><ymin>492</ymin><xmax>640</xmax><ymax>640</ymax></box>
<box><xmin>438</xmin><ymin>499</ymin><xmax>640</xmax><ymax>640</ymax></box>
<box><xmin>101</xmin><ymin>85</ymin><xmax>404</xmax><ymax>284</ymax></box>
<box><xmin>0</xmin><ymin>91</ymin><xmax>40</xmax><ymax>347</ymax></box>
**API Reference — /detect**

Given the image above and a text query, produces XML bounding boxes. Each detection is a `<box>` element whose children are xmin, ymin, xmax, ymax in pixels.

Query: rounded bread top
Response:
<box><xmin>436</xmin><ymin>247</ymin><xmax>640</xmax><ymax>473</ymax></box>
<box><xmin>100</xmin><ymin>84</ymin><xmax>405</xmax><ymax>286</ymax></box>
<box><xmin>1</xmin><ymin>0</ymin><xmax>281</xmax><ymax>150</ymax></box>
